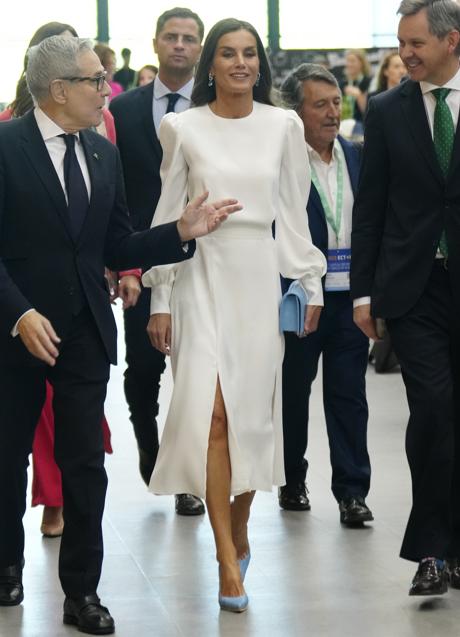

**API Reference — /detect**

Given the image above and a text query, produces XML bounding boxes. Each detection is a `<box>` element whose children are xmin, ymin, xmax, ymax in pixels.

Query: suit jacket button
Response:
<box><xmin>69</xmin><ymin>286</ymin><xmax>75</xmax><ymax>295</ymax></box>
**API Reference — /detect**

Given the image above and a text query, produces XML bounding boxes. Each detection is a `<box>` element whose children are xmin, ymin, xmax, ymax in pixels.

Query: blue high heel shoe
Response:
<box><xmin>238</xmin><ymin>551</ymin><xmax>251</xmax><ymax>582</ymax></box>
<box><xmin>218</xmin><ymin>593</ymin><xmax>249</xmax><ymax>613</ymax></box>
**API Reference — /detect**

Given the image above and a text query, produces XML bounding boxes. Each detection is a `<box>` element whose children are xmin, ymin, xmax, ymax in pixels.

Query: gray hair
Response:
<box><xmin>280</xmin><ymin>63</ymin><xmax>340</xmax><ymax>112</ymax></box>
<box><xmin>398</xmin><ymin>0</ymin><xmax>460</xmax><ymax>53</ymax></box>
<box><xmin>26</xmin><ymin>35</ymin><xmax>94</xmax><ymax>103</ymax></box>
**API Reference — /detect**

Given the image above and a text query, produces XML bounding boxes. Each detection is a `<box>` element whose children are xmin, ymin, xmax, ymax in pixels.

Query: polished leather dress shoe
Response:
<box><xmin>63</xmin><ymin>594</ymin><xmax>114</xmax><ymax>634</ymax></box>
<box><xmin>409</xmin><ymin>559</ymin><xmax>448</xmax><ymax>596</ymax></box>
<box><xmin>40</xmin><ymin>505</ymin><xmax>64</xmax><ymax>538</ymax></box>
<box><xmin>175</xmin><ymin>493</ymin><xmax>205</xmax><ymax>516</ymax></box>
<box><xmin>278</xmin><ymin>483</ymin><xmax>310</xmax><ymax>511</ymax></box>
<box><xmin>138</xmin><ymin>446</ymin><xmax>158</xmax><ymax>486</ymax></box>
<box><xmin>0</xmin><ymin>562</ymin><xmax>24</xmax><ymax>606</ymax></box>
<box><xmin>446</xmin><ymin>558</ymin><xmax>460</xmax><ymax>589</ymax></box>
<box><xmin>339</xmin><ymin>496</ymin><xmax>373</xmax><ymax>525</ymax></box>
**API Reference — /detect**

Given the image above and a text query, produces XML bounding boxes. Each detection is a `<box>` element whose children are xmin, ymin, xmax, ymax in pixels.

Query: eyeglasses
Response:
<box><xmin>60</xmin><ymin>71</ymin><xmax>107</xmax><ymax>91</ymax></box>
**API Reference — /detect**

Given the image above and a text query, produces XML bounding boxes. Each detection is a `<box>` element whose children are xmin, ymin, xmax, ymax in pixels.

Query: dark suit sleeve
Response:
<box><xmin>350</xmin><ymin>98</ymin><xmax>389</xmax><ymax>299</ymax></box>
<box><xmin>104</xmin><ymin>152</ymin><xmax>195</xmax><ymax>271</ymax></box>
<box><xmin>0</xmin><ymin>157</ymin><xmax>33</xmax><ymax>334</ymax></box>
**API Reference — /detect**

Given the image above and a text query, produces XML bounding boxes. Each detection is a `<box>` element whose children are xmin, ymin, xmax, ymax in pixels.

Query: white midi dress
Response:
<box><xmin>142</xmin><ymin>102</ymin><xmax>327</xmax><ymax>498</ymax></box>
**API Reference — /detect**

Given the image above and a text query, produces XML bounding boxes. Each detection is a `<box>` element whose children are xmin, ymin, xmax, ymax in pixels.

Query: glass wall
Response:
<box><xmin>280</xmin><ymin>0</ymin><xmax>400</xmax><ymax>49</ymax></box>
<box><xmin>0</xmin><ymin>0</ymin><xmax>96</xmax><ymax>104</ymax></box>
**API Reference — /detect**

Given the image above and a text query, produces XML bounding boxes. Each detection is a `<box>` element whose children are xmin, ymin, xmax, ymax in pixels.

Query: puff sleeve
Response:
<box><xmin>141</xmin><ymin>113</ymin><xmax>188</xmax><ymax>314</ymax></box>
<box><xmin>276</xmin><ymin>110</ymin><xmax>327</xmax><ymax>305</ymax></box>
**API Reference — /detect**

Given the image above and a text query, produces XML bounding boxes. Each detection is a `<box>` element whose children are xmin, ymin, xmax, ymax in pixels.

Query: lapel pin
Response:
<box><xmin>93</xmin><ymin>152</ymin><xmax>99</xmax><ymax>160</ymax></box>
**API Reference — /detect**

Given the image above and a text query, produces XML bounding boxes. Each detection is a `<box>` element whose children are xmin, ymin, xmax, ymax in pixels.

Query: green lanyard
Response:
<box><xmin>311</xmin><ymin>149</ymin><xmax>344</xmax><ymax>247</ymax></box>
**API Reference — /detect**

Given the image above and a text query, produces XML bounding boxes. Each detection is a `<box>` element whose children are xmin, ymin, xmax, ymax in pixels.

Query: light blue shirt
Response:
<box><xmin>153</xmin><ymin>76</ymin><xmax>194</xmax><ymax>134</ymax></box>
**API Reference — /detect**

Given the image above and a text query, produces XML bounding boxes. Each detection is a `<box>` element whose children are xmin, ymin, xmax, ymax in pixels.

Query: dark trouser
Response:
<box><xmin>0</xmin><ymin>308</ymin><xmax>109</xmax><ymax>596</ymax></box>
<box><xmin>386</xmin><ymin>261</ymin><xmax>460</xmax><ymax>562</ymax></box>
<box><xmin>123</xmin><ymin>287</ymin><xmax>166</xmax><ymax>455</ymax></box>
<box><xmin>282</xmin><ymin>291</ymin><xmax>370</xmax><ymax>501</ymax></box>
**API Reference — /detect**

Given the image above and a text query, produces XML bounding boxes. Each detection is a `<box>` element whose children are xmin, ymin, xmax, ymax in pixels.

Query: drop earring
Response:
<box><xmin>208</xmin><ymin>73</ymin><xmax>214</xmax><ymax>87</ymax></box>
<box><xmin>255</xmin><ymin>72</ymin><xmax>261</xmax><ymax>87</ymax></box>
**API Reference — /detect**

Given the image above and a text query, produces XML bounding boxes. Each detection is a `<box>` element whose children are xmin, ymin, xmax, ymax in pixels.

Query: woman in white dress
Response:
<box><xmin>142</xmin><ymin>18</ymin><xmax>327</xmax><ymax>611</ymax></box>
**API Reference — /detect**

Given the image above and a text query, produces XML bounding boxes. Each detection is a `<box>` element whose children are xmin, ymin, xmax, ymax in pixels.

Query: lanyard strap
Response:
<box><xmin>311</xmin><ymin>149</ymin><xmax>344</xmax><ymax>245</ymax></box>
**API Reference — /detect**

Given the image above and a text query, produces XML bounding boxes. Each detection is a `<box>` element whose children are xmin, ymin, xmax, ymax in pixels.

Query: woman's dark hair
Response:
<box><xmin>376</xmin><ymin>51</ymin><xmax>398</xmax><ymax>92</ymax></box>
<box><xmin>10</xmin><ymin>21</ymin><xmax>78</xmax><ymax>117</ymax></box>
<box><xmin>191</xmin><ymin>18</ymin><xmax>273</xmax><ymax>107</ymax></box>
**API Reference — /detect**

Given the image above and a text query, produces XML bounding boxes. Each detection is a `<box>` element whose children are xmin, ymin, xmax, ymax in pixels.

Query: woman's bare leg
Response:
<box><xmin>206</xmin><ymin>380</ymin><xmax>244</xmax><ymax>597</ymax></box>
<box><xmin>231</xmin><ymin>491</ymin><xmax>255</xmax><ymax>560</ymax></box>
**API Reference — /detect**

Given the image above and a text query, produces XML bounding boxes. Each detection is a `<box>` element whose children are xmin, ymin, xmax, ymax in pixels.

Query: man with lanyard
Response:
<box><xmin>109</xmin><ymin>7</ymin><xmax>206</xmax><ymax>516</ymax></box>
<box><xmin>279</xmin><ymin>64</ymin><xmax>373</xmax><ymax>526</ymax></box>
<box><xmin>352</xmin><ymin>0</ymin><xmax>460</xmax><ymax>596</ymax></box>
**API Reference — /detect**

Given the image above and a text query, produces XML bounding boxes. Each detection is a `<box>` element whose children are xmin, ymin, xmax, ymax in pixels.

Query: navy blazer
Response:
<box><xmin>0</xmin><ymin>111</ymin><xmax>194</xmax><ymax>366</ymax></box>
<box><xmin>109</xmin><ymin>81</ymin><xmax>163</xmax><ymax>231</ymax></box>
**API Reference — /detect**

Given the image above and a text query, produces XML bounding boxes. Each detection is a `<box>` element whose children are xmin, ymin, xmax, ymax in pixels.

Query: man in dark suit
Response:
<box><xmin>279</xmin><ymin>64</ymin><xmax>373</xmax><ymax>526</ymax></box>
<box><xmin>352</xmin><ymin>0</ymin><xmax>460</xmax><ymax>596</ymax></box>
<box><xmin>0</xmin><ymin>35</ymin><xmax>240</xmax><ymax>633</ymax></box>
<box><xmin>109</xmin><ymin>7</ymin><xmax>206</xmax><ymax>516</ymax></box>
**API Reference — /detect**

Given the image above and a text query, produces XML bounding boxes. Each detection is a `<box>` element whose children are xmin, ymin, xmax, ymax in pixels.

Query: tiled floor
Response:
<box><xmin>2</xmin><ymin>305</ymin><xmax>460</xmax><ymax>636</ymax></box>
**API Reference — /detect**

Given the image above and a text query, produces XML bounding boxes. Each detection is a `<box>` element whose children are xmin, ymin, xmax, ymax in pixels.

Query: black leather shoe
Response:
<box><xmin>339</xmin><ymin>496</ymin><xmax>374</xmax><ymax>525</ymax></box>
<box><xmin>0</xmin><ymin>562</ymin><xmax>24</xmax><ymax>606</ymax></box>
<box><xmin>63</xmin><ymin>594</ymin><xmax>115</xmax><ymax>634</ymax></box>
<box><xmin>138</xmin><ymin>446</ymin><xmax>158</xmax><ymax>486</ymax></box>
<box><xmin>175</xmin><ymin>494</ymin><xmax>205</xmax><ymax>516</ymax></box>
<box><xmin>446</xmin><ymin>558</ymin><xmax>460</xmax><ymax>589</ymax></box>
<box><xmin>278</xmin><ymin>483</ymin><xmax>311</xmax><ymax>511</ymax></box>
<box><xmin>409</xmin><ymin>559</ymin><xmax>448</xmax><ymax>596</ymax></box>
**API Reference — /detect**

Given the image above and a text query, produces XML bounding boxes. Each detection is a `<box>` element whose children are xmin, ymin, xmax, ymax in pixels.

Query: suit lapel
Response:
<box><xmin>448</xmin><ymin>100</ymin><xmax>460</xmax><ymax>180</ymax></box>
<box><xmin>400</xmin><ymin>80</ymin><xmax>444</xmax><ymax>185</ymax></box>
<box><xmin>139</xmin><ymin>81</ymin><xmax>163</xmax><ymax>163</ymax></box>
<box><xmin>20</xmin><ymin>111</ymin><xmax>74</xmax><ymax>242</ymax></box>
<box><xmin>77</xmin><ymin>130</ymin><xmax>105</xmax><ymax>246</ymax></box>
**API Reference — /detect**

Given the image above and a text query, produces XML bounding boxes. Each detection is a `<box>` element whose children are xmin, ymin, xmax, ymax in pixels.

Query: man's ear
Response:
<box><xmin>49</xmin><ymin>79</ymin><xmax>68</xmax><ymax>105</ymax></box>
<box><xmin>153</xmin><ymin>38</ymin><xmax>158</xmax><ymax>54</ymax></box>
<box><xmin>447</xmin><ymin>29</ymin><xmax>460</xmax><ymax>55</ymax></box>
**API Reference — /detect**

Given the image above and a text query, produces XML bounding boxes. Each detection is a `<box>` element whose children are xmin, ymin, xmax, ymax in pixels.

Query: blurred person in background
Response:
<box><xmin>137</xmin><ymin>64</ymin><xmax>158</xmax><ymax>86</ymax></box>
<box><xmin>113</xmin><ymin>47</ymin><xmax>136</xmax><ymax>91</ymax></box>
<box><xmin>340</xmin><ymin>49</ymin><xmax>372</xmax><ymax>132</ymax></box>
<box><xmin>373</xmin><ymin>51</ymin><xmax>407</xmax><ymax>94</ymax></box>
<box><xmin>94</xmin><ymin>43</ymin><xmax>123</xmax><ymax>100</ymax></box>
<box><xmin>110</xmin><ymin>7</ymin><xmax>207</xmax><ymax>516</ymax></box>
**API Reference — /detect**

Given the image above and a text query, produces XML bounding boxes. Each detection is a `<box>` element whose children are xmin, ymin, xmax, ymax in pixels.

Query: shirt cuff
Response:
<box><xmin>353</xmin><ymin>296</ymin><xmax>371</xmax><ymax>309</ymax></box>
<box><xmin>11</xmin><ymin>309</ymin><xmax>35</xmax><ymax>337</ymax></box>
<box><xmin>118</xmin><ymin>269</ymin><xmax>142</xmax><ymax>280</ymax></box>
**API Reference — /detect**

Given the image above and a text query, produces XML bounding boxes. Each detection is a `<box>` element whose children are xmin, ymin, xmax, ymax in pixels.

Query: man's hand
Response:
<box><xmin>17</xmin><ymin>310</ymin><xmax>61</xmax><ymax>366</ymax></box>
<box><xmin>147</xmin><ymin>313</ymin><xmax>171</xmax><ymax>355</ymax></box>
<box><xmin>353</xmin><ymin>303</ymin><xmax>379</xmax><ymax>340</ymax></box>
<box><xmin>302</xmin><ymin>305</ymin><xmax>322</xmax><ymax>336</ymax></box>
<box><xmin>118</xmin><ymin>275</ymin><xmax>141</xmax><ymax>309</ymax></box>
<box><xmin>177</xmin><ymin>191</ymin><xmax>242</xmax><ymax>242</ymax></box>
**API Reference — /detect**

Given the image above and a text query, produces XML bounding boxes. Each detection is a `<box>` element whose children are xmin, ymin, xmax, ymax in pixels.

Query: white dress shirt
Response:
<box><xmin>153</xmin><ymin>76</ymin><xmax>194</xmax><ymax>134</ymax></box>
<box><xmin>12</xmin><ymin>107</ymin><xmax>91</xmax><ymax>336</ymax></box>
<box><xmin>307</xmin><ymin>138</ymin><xmax>354</xmax><ymax>253</ymax></box>
<box><xmin>353</xmin><ymin>66</ymin><xmax>460</xmax><ymax>309</ymax></box>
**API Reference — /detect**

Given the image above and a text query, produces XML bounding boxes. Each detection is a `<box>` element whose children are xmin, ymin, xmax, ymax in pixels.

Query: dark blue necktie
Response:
<box><xmin>60</xmin><ymin>134</ymin><xmax>89</xmax><ymax>239</ymax></box>
<box><xmin>166</xmin><ymin>93</ymin><xmax>180</xmax><ymax>113</ymax></box>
